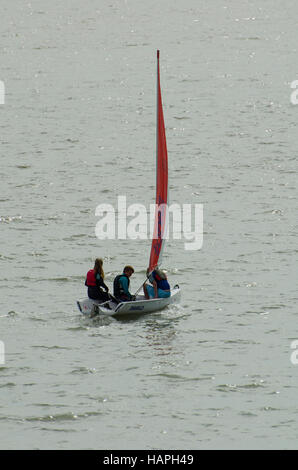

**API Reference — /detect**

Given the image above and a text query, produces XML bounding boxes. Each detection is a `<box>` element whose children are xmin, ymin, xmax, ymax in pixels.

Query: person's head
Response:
<box><xmin>154</xmin><ymin>268</ymin><xmax>167</xmax><ymax>280</ymax></box>
<box><xmin>123</xmin><ymin>265</ymin><xmax>134</xmax><ymax>277</ymax></box>
<box><xmin>94</xmin><ymin>258</ymin><xmax>104</xmax><ymax>278</ymax></box>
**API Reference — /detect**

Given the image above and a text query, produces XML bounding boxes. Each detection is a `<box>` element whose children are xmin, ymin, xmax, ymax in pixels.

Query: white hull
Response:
<box><xmin>77</xmin><ymin>285</ymin><xmax>181</xmax><ymax>317</ymax></box>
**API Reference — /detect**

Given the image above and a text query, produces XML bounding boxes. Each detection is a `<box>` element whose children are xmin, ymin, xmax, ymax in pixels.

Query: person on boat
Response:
<box><xmin>143</xmin><ymin>267</ymin><xmax>171</xmax><ymax>299</ymax></box>
<box><xmin>113</xmin><ymin>266</ymin><xmax>136</xmax><ymax>302</ymax></box>
<box><xmin>85</xmin><ymin>258</ymin><xmax>110</xmax><ymax>302</ymax></box>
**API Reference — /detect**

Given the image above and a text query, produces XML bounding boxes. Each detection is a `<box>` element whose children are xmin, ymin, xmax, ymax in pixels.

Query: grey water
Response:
<box><xmin>0</xmin><ymin>0</ymin><xmax>298</xmax><ymax>449</ymax></box>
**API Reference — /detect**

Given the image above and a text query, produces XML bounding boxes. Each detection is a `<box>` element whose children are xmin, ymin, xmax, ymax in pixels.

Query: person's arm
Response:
<box><xmin>152</xmin><ymin>280</ymin><xmax>158</xmax><ymax>298</ymax></box>
<box><xmin>96</xmin><ymin>275</ymin><xmax>109</xmax><ymax>292</ymax></box>
<box><xmin>102</xmin><ymin>280</ymin><xmax>109</xmax><ymax>292</ymax></box>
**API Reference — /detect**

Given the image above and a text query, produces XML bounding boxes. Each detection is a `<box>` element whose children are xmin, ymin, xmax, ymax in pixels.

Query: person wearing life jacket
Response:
<box><xmin>85</xmin><ymin>258</ymin><xmax>110</xmax><ymax>302</ymax></box>
<box><xmin>113</xmin><ymin>265</ymin><xmax>136</xmax><ymax>302</ymax></box>
<box><xmin>143</xmin><ymin>267</ymin><xmax>171</xmax><ymax>299</ymax></box>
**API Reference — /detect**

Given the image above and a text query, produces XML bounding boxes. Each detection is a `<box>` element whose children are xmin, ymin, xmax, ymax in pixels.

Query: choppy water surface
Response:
<box><xmin>0</xmin><ymin>0</ymin><xmax>298</xmax><ymax>449</ymax></box>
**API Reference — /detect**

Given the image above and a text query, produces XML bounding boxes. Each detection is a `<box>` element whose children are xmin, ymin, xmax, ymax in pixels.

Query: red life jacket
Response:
<box><xmin>86</xmin><ymin>269</ymin><xmax>96</xmax><ymax>287</ymax></box>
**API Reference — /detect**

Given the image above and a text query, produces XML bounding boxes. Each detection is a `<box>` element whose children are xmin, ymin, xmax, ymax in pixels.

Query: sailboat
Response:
<box><xmin>77</xmin><ymin>51</ymin><xmax>181</xmax><ymax>317</ymax></box>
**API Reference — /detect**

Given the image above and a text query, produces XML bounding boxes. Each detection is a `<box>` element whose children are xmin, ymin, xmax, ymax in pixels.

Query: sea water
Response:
<box><xmin>0</xmin><ymin>0</ymin><xmax>297</xmax><ymax>449</ymax></box>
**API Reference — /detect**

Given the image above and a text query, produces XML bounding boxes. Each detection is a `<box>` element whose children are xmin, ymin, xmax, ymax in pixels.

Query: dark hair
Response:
<box><xmin>123</xmin><ymin>265</ymin><xmax>134</xmax><ymax>274</ymax></box>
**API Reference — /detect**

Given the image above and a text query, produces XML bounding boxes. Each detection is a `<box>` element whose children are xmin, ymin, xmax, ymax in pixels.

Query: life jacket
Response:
<box><xmin>86</xmin><ymin>269</ymin><xmax>97</xmax><ymax>287</ymax></box>
<box><xmin>153</xmin><ymin>271</ymin><xmax>170</xmax><ymax>291</ymax></box>
<box><xmin>113</xmin><ymin>274</ymin><xmax>129</xmax><ymax>298</ymax></box>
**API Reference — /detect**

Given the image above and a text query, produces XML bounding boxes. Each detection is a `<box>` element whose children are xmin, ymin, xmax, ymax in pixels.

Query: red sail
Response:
<box><xmin>149</xmin><ymin>50</ymin><xmax>168</xmax><ymax>272</ymax></box>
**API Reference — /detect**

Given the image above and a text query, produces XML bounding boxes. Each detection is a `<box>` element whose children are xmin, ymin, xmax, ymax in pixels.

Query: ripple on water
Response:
<box><xmin>0</xmin><ymin>382</ymin><xmax>16</xmax><ymax>389</ymax></box>
<box><xmin>0</xmin><ymin>216</ymin><xmax>23</xmax><ymax>223</ymax></box>
<box><xmin>216</xmin><ymin>381</ymin><xmax>265</xmax><ymax>393</ymax></box>
<box><xmin>70</xmin><ymin>367</ymin><xmax>97</xmax><ymax>375</ymax></box>
<box><xmin>25</xmin><ymin>410</ymin><xmax>103</xmax><ymax>422</ymax></box>
<box><xmin>150</xmin><ymin>372</ymin><xmax>212</xmax><ymax>382</ymax></box>
<box><xmin>32</xmin><ymin>345</ymin><xmax>71</xmax><ymax>350</ymax></box>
